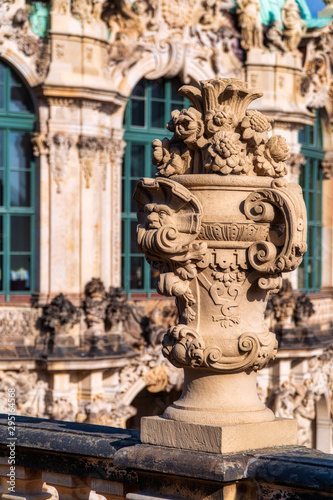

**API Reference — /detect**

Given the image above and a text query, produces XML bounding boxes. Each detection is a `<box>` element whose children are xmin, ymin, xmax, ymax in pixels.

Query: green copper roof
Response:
<box><xmin>259</xmin><ymin>0</ymin><xmax>309</xmax><ymax>25</ymax></box>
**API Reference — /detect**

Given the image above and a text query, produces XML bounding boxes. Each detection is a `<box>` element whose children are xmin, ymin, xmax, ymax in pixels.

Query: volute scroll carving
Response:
<box><xmin>244</xmin><ymin>185</ymin><xmax>307</xmax><ymax>277</ymax></box>
<box><xmin>134</xmin><ymin>77</ymin><xmax>307</xmax><ymax>428</ymax></box>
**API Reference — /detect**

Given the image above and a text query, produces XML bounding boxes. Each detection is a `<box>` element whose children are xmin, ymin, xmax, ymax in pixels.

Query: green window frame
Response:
<box><xmin>0</xmin><ymin>61</ymin><xmax>36</xmax><ymax>301</ymax></box>
<box><xmin>122</xmin><ymin>77</ymin><xmax>187</xmax><ymax>295</ymax></box>
<box><xmin>298</xmin><ymin>115</ymin><xmax>324</xmax><ymax>293</ymax></box>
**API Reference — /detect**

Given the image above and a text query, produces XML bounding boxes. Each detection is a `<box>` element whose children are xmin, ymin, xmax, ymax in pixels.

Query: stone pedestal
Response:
<box><xmin>134</xmin><ymin>78</ymin><xmax>307</xmax><ymax>453</ymax></box>
<box><xmin>141</xmin><ymin>416</ymin><xmax>297</xmax><ymax>454</ymax></box>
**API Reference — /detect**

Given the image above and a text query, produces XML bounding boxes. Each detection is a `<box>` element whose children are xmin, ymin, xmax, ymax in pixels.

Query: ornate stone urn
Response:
<box><xmin>133</xmin><ymin>78</ymin><xmax>307</xmax><ymax>452</ymax></box>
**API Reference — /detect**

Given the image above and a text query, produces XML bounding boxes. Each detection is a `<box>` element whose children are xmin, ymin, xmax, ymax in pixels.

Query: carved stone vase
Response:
<box><xmin>134</xmin><ymin>78</ymin><xmax>307</xmax><ymax>453</ymax></box>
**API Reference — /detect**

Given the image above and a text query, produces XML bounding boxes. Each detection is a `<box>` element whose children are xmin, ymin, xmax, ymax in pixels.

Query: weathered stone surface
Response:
<box><xmin>141</xmin><ymin>416</ymin><xmax>298</xmax><ymax>454</ymax></box>
<box><xmin>134</xmin><ymin>77</ymin><xmax>307</xmax><ymax>451</ymax></box>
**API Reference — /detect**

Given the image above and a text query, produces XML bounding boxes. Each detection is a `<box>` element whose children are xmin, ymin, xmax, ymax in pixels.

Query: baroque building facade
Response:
<box><xmin>0</xmin><ymin>0</ymin><xmax>333</xmax><ymax>452</ymax></box>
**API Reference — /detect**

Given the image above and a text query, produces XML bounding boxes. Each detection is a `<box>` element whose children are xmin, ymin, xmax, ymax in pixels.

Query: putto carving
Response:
<box><xmin>236</xmin><ymin>0</ymin><xmax>263</xmax><ymax>51</ymax></box>
<box><xmin>49</xmin><ymin>133</ymin><xmax>73</xmax><ymax>193</ymax></box>
<box><xmin>83</xmin><ymin>278</ymin><xmax>108</xmax><ymax>329</ymax></box>
<box><xmin>40</xmin><ymin>293</ymin><xmax>81</xmax><ymax>355</ymax></box>
<box><xmin>102</xmin><ymin>0</ymin><xmax>241</xmax><ymax>85</ymax></box>
<box><xmin>135</xmin><ymin>77</ymin><xmax>307</xmax><ymax>429</ymax></box>
<box><xmin>266</xmin><ymin>279</ymin><xmax>314</xmax><ymax>329</ymax></box>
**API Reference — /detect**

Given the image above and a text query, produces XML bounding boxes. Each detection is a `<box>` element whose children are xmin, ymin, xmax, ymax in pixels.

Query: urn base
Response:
<box><xmin>141</xmin><ymin>416</ymin><xmax>298</xmax><ymax>454</ymax></box>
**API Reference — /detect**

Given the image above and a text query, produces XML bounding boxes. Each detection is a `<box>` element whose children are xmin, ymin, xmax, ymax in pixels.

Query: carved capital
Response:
<box><xmin>31</xmin><ymin>132</ymin><xmax>49</xmax><ymax>157</ymax></box>
<box><xmin>77</xmin><ymin>135</ymin><xmax>100</xmax><ymax>189</ymax></box>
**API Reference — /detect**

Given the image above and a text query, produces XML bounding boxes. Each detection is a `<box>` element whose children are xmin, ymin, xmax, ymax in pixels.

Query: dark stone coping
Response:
<box><xmin>246</xmin><ymin>447</ymin><xmax>333</xmax><ymax>491</ymax></box>
<box><xmin>0</xmin><ymin>414</ymin><xmax>140</xmax><ymax>458</ymax></box>
<box><xmin>0</xmin><ymin>416</ymin><xmax>333</xmax><ymax>491</ymax></box>
<box><xmin>0</xmin><ymin>414</ymin><xmax>140</xmax><ymax>483</ymax></box>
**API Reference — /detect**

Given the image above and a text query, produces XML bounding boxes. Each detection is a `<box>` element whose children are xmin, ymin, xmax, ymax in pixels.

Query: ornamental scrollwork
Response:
<box><xmin>134</xmin><ymin>78</ymin><xmax>307</xmax><ymax>379</ymax></box>
<box><xmin>244</xmin><ymin>185</ymin><xmax>307</xmax><ymax>278</ymax></box>
<box><xmin>162</xmin><ymin>325</ymin><xmax>277</xmax><ymax>372</ymax></box>
<box><xmin>134</xmin><ymin>177</ymin><xmax>208</xmax><ymax>323</ymax></box>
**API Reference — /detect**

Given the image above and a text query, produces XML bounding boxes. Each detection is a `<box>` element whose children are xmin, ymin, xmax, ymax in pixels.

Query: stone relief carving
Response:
<box><xmin>70</xmin><ymin>0</ymin><xmax>105</xmax><ymax>23</ymax></box>
<box><xmin>102</xmin><ymin>0</ymin><xmax>241</xmax><ymax>84</ymax></box>
<box><xmin>49</xmin><ymin>133</ymin><xmax>73</xmax><ymax>193</ymax></box>
<box><xmin>0</xmin><ymin>368</ymin><xmax>49</xmax><ymax>419</ymax></box>
<box><xmin>0</xmin><ymin>0</ymin><xmax>50</xmax><ymax>80</ymax></box>
<box><xmin>322</xmin><ymin>150</ymin><xmax>333</xmax><ymax>179</ymax></box>
<box><xmin>134</xmin><ymin>77</ymin><xmax>307</xmax><ymax>427</ymax></box>
<box><xmin>300</xmin><ymin>22</ymin><xmax>333</xmax><ymax>109</ymax></box>
<box><xmin>236</xmin><ymin>0</ymin><xmax>262</xmax><ymax>51</ymax></box>
<box><xmin>0</xmin><ymin>308</ymin><xmax>39</xmax><ymax>338</ymax></box>
<box><xmin>77</xmin><ymin>136</ymin><xmax>101</xmax><ymax>189</ymax></box>
<box><xmin>258</xmin><ymin>344</ymin><xmax>333</xmax><ymax>448</ymax></box>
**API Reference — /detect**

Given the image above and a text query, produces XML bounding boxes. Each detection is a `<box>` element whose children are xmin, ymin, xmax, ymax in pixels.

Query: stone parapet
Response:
<box><xmin>0</xmin><ymin>415</ymin><xmax>331</xmax><ymax>500</ymax></box>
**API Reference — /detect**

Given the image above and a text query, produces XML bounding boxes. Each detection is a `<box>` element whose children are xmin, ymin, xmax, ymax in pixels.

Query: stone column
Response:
<box><xmin>134</xmin><ymin>78</ymin><xmax>307</xmax><ymax>453</ymax></box>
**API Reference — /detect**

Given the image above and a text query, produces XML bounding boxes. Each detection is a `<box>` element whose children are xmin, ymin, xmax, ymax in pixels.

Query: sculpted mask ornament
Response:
<box><xmin>134</xmin><ymin>78</ymin><xmax>307</xmax><ymax>431</ymax></box>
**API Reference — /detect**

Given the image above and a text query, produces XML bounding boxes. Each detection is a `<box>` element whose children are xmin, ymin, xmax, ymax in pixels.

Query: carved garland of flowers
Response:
<box><xmin>152</xmin><ymin>78</ymin><xmax>290</xmax><ymax>179</ymax></box>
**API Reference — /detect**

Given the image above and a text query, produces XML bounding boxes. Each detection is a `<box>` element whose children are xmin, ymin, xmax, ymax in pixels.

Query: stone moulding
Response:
<box><xmin>134</xmin><ymin>78</ymin><xmax>307</xmax><ymax>447</ymax></box>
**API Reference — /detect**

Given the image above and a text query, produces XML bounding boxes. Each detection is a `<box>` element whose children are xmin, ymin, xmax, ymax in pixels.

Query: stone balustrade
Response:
<box><xmin>0</xmin><ymin>415</ymin><xmax>333</xmax><ymax>500</ymax></box>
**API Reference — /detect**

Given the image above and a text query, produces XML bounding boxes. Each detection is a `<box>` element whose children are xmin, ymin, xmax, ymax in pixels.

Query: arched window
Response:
<box><xmin>0</xmin><ymin>61</ymin><xmax>35</xmax><ymax>300</ymax></box>
<box><xmin>298</xmin><ymin>114</ymin><xmax>324</xmax><ymax>292</ymax></box>
<box><xmin>122</xmin><ymin>77</ymin><xmax>187</xmax><ymax>295</ymax></box>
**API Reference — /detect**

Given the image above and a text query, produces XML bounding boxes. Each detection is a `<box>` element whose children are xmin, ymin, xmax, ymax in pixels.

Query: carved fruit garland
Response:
<box><xmin>152</xmin><ymin>78</ymin><xmax>290</xmax><ymax>179</ymax></box>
